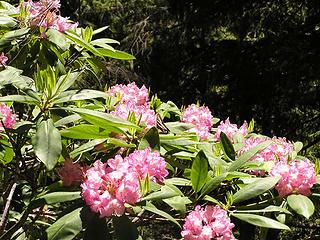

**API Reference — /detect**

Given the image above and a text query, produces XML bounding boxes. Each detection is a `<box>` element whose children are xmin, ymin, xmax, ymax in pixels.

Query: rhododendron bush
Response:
<box><xmin>0</xmin><ymin>1</ymin><xmax>320</xmax><ymax>240</ymax></box>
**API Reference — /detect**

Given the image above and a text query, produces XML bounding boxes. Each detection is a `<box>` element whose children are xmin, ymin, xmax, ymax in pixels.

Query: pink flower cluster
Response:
<box><xmin>213</xmin><ymin>118</ymin><xmax>248</xmax><ymax>142</ymax></box>
<box><xmin>181</xmin><ymin>205</ymin><xmax>235</xmax><ymax>240</ymax></box>
<box><xmin>0</xmin><ymin>104</ymin><xmax>16</xmax><ymax>129</ymax></box>
<box><xmin>58</xmin><ymin>159</ymin><xmax>87</xmax><ymax>187</ymax></box>
<box><xmin>0</xmin><ymin>53</ymin><xmax>8</xmax><ymax>67</ymax></box>
<box><xmin>238</xmin><ymin>136</ymin><xmax>294</xmax><ymax>163</ymax></box>
<box><xmin>20</xmin><ymin>0</ymin><xmax>77</xmax><ymax>32</ymax></box>
<box><xmin>81</xmin><ymin>148</ymin><xmax>168</xmax><ymax>217</ymax></box>
<box><xmin>181</xmin><ymin>104</ymin><xmax>213</xmax><ymax>140</ymax></box>
<box><xmin>270</xmin><ymin>159</ymin><xmax>317</xmax><ymax>198</ymax></box>
<box><xmin>108</xmin><ymin>83</ymin><xmax>156</xmax><ymax>129</ymax></box>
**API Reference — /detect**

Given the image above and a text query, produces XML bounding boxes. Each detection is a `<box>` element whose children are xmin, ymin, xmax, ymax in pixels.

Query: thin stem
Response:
<box><xmin>0</xmin><ymin>183</ymin><xmax>17</xmax><ymax>235</ymax></box>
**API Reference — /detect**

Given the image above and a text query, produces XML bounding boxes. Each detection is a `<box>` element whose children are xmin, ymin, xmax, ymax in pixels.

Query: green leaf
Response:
<box><xmin>160</xmin><ymin>135</ymin><xmax>199</xmax><ymax>146</ymax></box>
<box><xmin>0</xmin><ymin>95</ymin><xmax>39</xmax><ymax>105</ymax></box>
<box><xmin>200</xmin><ymin>174</ymin><xmax>227</xmax><ymax>198</ymax></box>
<box><xmin>0</xmin><ymin>138</ymin><xmax>14</xmax><ymax>164</ymax></box>
<box><xmin>233</xmin><ymin>177</ymin><xmax>280</xmax><ymax>204</ymax></box>
<box><xmin>54</xmin><ymin>114</ymin><xmax>81</xmax><ymax>127</ymax></box>
<box><xmin>165</xmin><ymin>122</ymin><xmax>195</xmax><ymax>133</ymax></box>
<box><xmin>65</xmin><ymin>30</ymin><xmax>102</xmax><ymax>56</ymax></box>
<box><xmin>32</xmin><ymin>119</ymin><xmax>62</xmax><ymax>170</ymax></box>
<box><xmin>62</xmin><ymin>107</ymin><xmax>140</xmax><ymax>130</ymax></box>
<box><xmin>0</xmin><ymin>28</ymin><xmax>29</xmax><ymax>47</ymax></box>
<box><xmin>228</xmin><ymin>140</ymin><xmax>272</xmax><ymax>172</ymax></box>
<box><xmin>138</xmin><ymin>127</ymin><xmax>160</xmax><ymax>150</ymax></box>
<box><xmin>46</xmin><ymin>29</ymin><xmax>70</xmax><ymax>51</ymax></box>
<box><xmin>164</xmin><ymin>178</ymin><xmax>192</xmax><ymax>186</ymax></box>
<box><xmin>191</xmin><ymin>150</ymin><xmax>208</xmax><ymax>192</ymax></box>
<box><xmin>70</xmin><ymin>139</ymin><xmax>106</xmax><ymax>158</ymax></box>
<box><xmin>97</xmin><ymin>49</ymin><xmax>135</xmax><ymax>60</ymax></box>
<box><xmin>60</xmin><ymin>124</ymin><xmax>110</xmax><ymax>139</ymax></box>
<box><xmin>107</xmin><ymin>138</ymin><xmax>136</xmax><ymax>148</ymax></box>
<box><xmin>112</xmin><ymin>215</ymin><xmax>139</xmax><ymax>240</ymax></box>
<box><xmin>235</xmin><ymin>205</ymin><xmax>291</xmax><ymax>214</ymax></box>
<box><xmin>143</xmin><ymin>202</ymin><xmax>180</xmax><ymax>227</ymax></box>
<box><xmin>52</xmin><ymin>89</ymin><xmax>108</xmax><ymax>104</ymax></box>
<box><xmin>293</xmin><ymin>142</ymin><xmax>303</xmax><ymax>153</ymax></box>
<box><xmin>46</xmin><ymin>207</ymin><xmax>83</xmax><ymax>240</ymax></box>
<box><xmin>163</xmin><ymin>196</ymin><xmax>191</xmax><ymax>214</ymax></box>
<box><xmin>30</xmin><ymin>192</ymin><xmax>81</xmax><ymax>209</ymax></box>
<box><xmin>52</xmin><ymin>71</ymin><xmax>81</xmax><ymax>96</ymax></box>
<box><xmin>143</xmin><ymin>185</ymin><xmax>180</xmax><ymax>201</ymax></box>
<box><xmin>287</xmin><ymin>194</ymin><xmax>315</xmax><ymax>219</ymax></box>
<box><xmin>232</xmin><ymin>213</ymin><xmax>290</xmax><ymax>230</ymax></box>
<box><xmin>220</xmin><ymin>132</ymin><xmax>236</xmax><ymax>160</ymax></box>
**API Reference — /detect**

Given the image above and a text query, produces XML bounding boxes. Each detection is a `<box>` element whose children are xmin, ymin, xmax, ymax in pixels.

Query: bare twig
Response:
<box><xmin>0</xmin><ymin>183</ymin><xmax>17</xmax><ymax>235</ymax></box>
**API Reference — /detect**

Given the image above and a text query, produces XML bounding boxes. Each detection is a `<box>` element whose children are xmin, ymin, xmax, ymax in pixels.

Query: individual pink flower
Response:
<box><xmin>111</xmin><ymin>102</ymin><xmax>156</xmax><ymax>129</ymax></box>
<box><xmin>181</xmin><ymin>205</ymin><xmax>235</xmax><ymax>240</ymax></box>
<box><xmin>124</xmin><ymin>147</ymin><xmax>168</xmax><ymax>183</ymax></box>
<box><xmin>58</xmin><ymin>159</ymin><xmax>86</xmax><ymax>186</ymax></box>
<box><xmin>0</xmin><ymin>53</ymin><xmax>8</xmax><ymax>67</ymax></box>
<box><xmin>270</xmin><ymin>159</ymin><xmax>317</xmax><ymax>198</ymax></box>
<box><xmin>108</xmin><ymin>83</ymin><xmax>149</xmax><ymax>106</ymax></box>
<box><xmin>0</xmin><ymin>104</ymin><xmax>16</xmax><ymax>129</ymax></box>
<box><xmin>213</xmin><ymin>118</ymin><xmax>248</xmax><ymax>142</ymax></box>
<box><xmin>181</xmin><ymin>104</ymin><xmax>213</xmax><ymax>140</ymax></box>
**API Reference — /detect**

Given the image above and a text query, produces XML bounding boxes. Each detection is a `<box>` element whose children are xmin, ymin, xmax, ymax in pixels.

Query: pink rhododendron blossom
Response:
<box><xmin>181</xmin><ymin>104</ymin><xmax>213</xmax><ymax>140</ymax></box>
<box><xmin>181</xmin><ymin>205</ymin><xmax>235</xmax><ymax>240</ymax></box>
<box><xmin>238</xmin><ymin>136</ymin><xmax>294</xmax><ymax>163</ymax></box>
<box><xmin>213</xmin><ymin>118</ymin><xmax>248</xmax><ymax>142</ymax></box>
<box><xmin>0</xmin><ymin>104</ymin><xmax>16</xmax><ymax>129</ymax></box>
<box><xmin>111</xmin><ymin>103</ymin><xmax>156</xmax><ymax>128</ymax></box>
<box><xmin>270</xmin><ymin>159</ymin><xmax>317</xmax><ymax>198</ymax></box>
<box><xmin>0</xmin><ymin>53</ymin><xmax>8</xmax><ymax>67</ymax></box>
<box><xmin>125</xmin><ymin>147</ymin><xmax>168</xmax><ymax>183</ymax></box>
<box><xmin>108</xmin><ymin>82</ymin><xmax>149</xmax><ymax>106</ymax></box>
<box><xmin>20</xmin><ymin>0</ymin><xmax>77</xmax><ymax>32</ymax></box>
<box><xmin>81</xmin><ymin>148</ymin><xmax>167</xmax><ymax>217</ymax></box>
<box><xmin>58</xmin><ymin>159</ymin><xmax>86</xmax><ymax>186</ymax></box>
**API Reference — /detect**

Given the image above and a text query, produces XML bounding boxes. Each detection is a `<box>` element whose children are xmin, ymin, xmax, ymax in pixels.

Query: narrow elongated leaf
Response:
<box><xmin>0</xmin><ymin>95</ymin><xmax>39</xmax><ymax>105</ymax></box>
<box><xmin>97</xmin><ymin>49</ymin><xmax>135</xmax><ymax>60</ymax></box>
<box><xmin>200</xmin><ymin>174</ymin><xmax>227</xmax><ymax>198</ymax></box>
<box><xmin>52</xmin><ymin>90</ymin><xmax>108</xmax><ymax>104</ymax></box>
<box><xmin>0</xmin><ymin>28</ymin><xmax>29</xmax><ymax>46</ymax></box>
<box><xmin>220</xmin><ymin>132</ymin><xmax>236</xmax><ymax>160</ymax></box>
<box><xmin>163</xmin><ymin>196</ymin><xmax>191</xmax><ymax>214</ymax></box>
<box><xmin>53</xmin><ymin>72</ymin><xmax>81</xmax><ymax>95</ymax></box>
<box><xmin>30</xmin><ymin>192</ymin><xmax>81</xmax><ymax>209</ymax></box>
<box><xmin>46</xmin><ymin>207</ymin><xmax>83</xmax><ymax>240</ymax></box>
<box><xmin>60</xmin><ymin>124</ymin><xmax>110</xmax><ymax>139</ymax></box>
<box><xmin>138</xmin><ymin>127</ymin><xmax>160</xmax><ymax>150</ymax></box>
<box><xmin>229</xmin><ymin>140</ymin><xmax>272</xmax><ymax>172</ymax></box>
<box><xmin>143</xmin><ymin>202</ymin><xmax>180</xmax><ymax>227</ymax></box>
<box><xmin>164</xmin><ymin>178</ymin><xmax>192</xmax><ymax>186</ymax></box>
<box><xmin>233</xmin><ymin>177</ymin><xmax>280</xmax><ymax>204</ymax></box>
<box><xmin>235</xmin><ymin>205</ymin><xmax>291</xmax><ymax>214</ymax></box>
<box><xmin>191</xmin><ymin>150</ymin><xmax>208</xmax><ymax>192</ymax></box>
<box><xmin>65</xmin><ymin>30</ymin><xmax>102</xmax><ymax>56</ymax></box>
<box><xmin>287</xmin><ymin>194</ymin><xmax>314</xmax><ymax>219</ymax></box>
<box><xmin>232</xmin><ymin>213</ymin><xmax>290</xmax><ymax>230</ymax></box>
<box><xmin>70</xmin><ymin>139</ymin><xmax>106</xmax><ymax>158</ymax></box>
<box><xmin>46</xmin><ymin>28</ymin><xmax>70</xmax><ymax>51</ymax></box>
<box><xmin>62</xmin><ymin>107</ymin><xmax>140</xmax><ymax>130</ymax></box>
<box><xmin>54</xmin><ymin>114</ymin><xmax>81</xmax><ymax>127</ymax></box>
<box><xmin>143</xmin><ymin>185</ymin><xmax>180</xmax><ymax>201</ymax></box>
<box><xmin>112</xmin><ymin>215</ymin><xmax>139</xmax><ymax>240</ymax></box>
<box><xmin>32</xmin><ymin>119</ymin><xmax>62</xmax><ymax>170</ymax></box>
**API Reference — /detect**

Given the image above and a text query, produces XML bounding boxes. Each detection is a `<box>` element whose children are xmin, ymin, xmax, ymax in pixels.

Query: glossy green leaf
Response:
<box><xmin>97</xmin><ymin>49</ymin><xmax>135</xmax><ymax>60</ymax></box>
<box><xmin>228</xmin><ymin>140</ymin><xmax>272</xmax><ymax>172</ymax></box>
<box><xmin>163</xmin><ymin>196</ymin><xmax>191</xmax><ymax>214</ymax></box>
<box><xmin>0</xmin><ymin>28</ymin><xmax>29</xmax><ymax>47</ymax></box>
<box><xmin>138</xmin><ymin>127</ymin><xmax>160</xmax><ymax>150</ymax></box>
<box><xmin>70</xmin><ymin>139</ymin><xmax>106</xmax><ymax>158</ymax></box>
<box><xmin>143</xmin><ymin>202</ymin><xmax>180</xmax><ymax>227</ymax></box>
<box><xmin>46</xmin><ymin>207</ymin><xmax>83</xmax><ymax>240</ymax></box>
<box><xmin>52</xmin><ymin>89</ymin><xmax>108</xmax><ymax>104</ymax></box>
<box><xmin>60</xmin><ymin>124</ymin><xmax>110</xmax><ymax>139</ymax></box>
<box><xmin>232</xmin><ymin>213</ymin><xmax>290</xmax><ymax>230</ymax></box>
<box><xmin>233</xmin><ymin>177</ymin><xmax>280</xmax><ymax>204</ymax></box>
<box><xmin>200</xmin><ymin>174</ymin><xmax>227</xmax><ymax>198</ymax></box>
<box><xmin>30</xmin><ymin>192</ymin><xmax>81</xmax><ymax>209</ymax></box>
<box><xmin>287</xmin><ymin>194</ymin><xmax>315</xmax><ymax>219</ymax></box>
<box><xmin>220</xmin><ymin>132</ymin><xmax>236</xmax><ymax>160</ymax></box>
<box><xmin>164</xmin><ymin>178</ymin><xmax>192</xmax><ymax>186</ymax></box>
<box><xmin>143</xmin><ymin>185</ymin><xmax>180</xmax><ymax>201</ymax></box>
<box><xmin>0</xmin><ymin>95</ymin><xmax>39</xmax><ymax>105</ymax></box>
<box><xmin>32</xmin><ymin>119</ymin><xmax>62</xmax><ymax>170</ymax></box>
<box><xmin>191</xmin><ymin>150</ymin><xmax>208</xmax><ymax>192</ymax></box>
